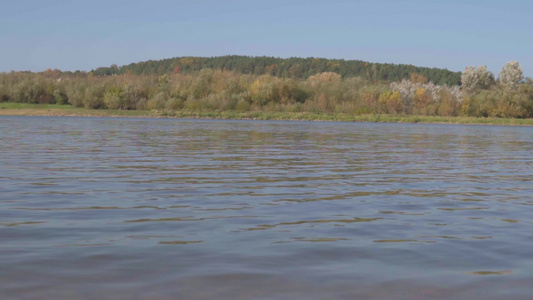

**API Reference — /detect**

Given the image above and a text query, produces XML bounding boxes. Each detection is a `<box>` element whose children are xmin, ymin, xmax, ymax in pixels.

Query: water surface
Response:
<box><xmin>1</xmin><ymin>116</ymin><xmax>532</xmax><ymax>299</ymax></box>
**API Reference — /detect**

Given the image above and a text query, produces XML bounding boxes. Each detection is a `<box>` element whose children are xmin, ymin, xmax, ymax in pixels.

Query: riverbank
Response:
<box><xmin>1</xmin><ymin>103</ymin><xmax>532</xmax><ymax>126</ymax></box>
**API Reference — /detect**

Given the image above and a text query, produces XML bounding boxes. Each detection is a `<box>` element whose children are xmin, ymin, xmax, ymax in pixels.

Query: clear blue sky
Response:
<box><xmin>1</xmin><ymin>0</ymin><xmax>532</xmax><ymax>77</ymax></box>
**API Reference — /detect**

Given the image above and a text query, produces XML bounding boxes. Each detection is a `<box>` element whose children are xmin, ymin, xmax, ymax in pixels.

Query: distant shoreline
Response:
<box><xmin>1</xmin><ymin>103</ymin><xmax>532</xmax><ymax>126</ymax></box>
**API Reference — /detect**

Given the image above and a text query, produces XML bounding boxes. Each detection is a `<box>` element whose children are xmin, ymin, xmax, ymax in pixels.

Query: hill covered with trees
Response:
<box><xmin>1</xmin><ymin>57</ymin><xmax>531</xmax><ymax>119</ymax></box>
<box><xmin>91</xmin><ymin>55</ymin><xmax>461</xmax><ymax>86</ymax></box>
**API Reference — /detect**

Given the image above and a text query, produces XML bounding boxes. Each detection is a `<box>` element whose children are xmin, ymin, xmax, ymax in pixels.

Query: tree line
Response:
<box><xmin>91</xmin><ymin>55</ymin><xmax>461</xmax><ymax>86</ymax></box>
<box><xmin>0</xmin><ymin>60</ymin><xmax>531</xmax><ymax>118</ymax></box>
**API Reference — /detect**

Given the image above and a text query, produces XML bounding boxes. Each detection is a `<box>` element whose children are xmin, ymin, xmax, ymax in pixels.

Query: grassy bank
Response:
<box><xmin>1</xmin><ymin>103</ymin><xmax>532</xmax><ymax>126</ymax></box>
<box><xmin>0</xmin><ymin>103</ymin><xmax>154</xmax><ymax>117</ymax></box>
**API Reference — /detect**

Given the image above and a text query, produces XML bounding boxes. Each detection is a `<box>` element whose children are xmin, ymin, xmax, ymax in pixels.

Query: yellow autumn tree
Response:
<box><xmin>437</xmin><ymin>89</ymin><xmax>461</xmax><ymax>116</ymax></box>
<box><xmin>379</xmin><ymin>91</ymin><xmax>403</xmax><ymax>114</ymax></box>
<box><xmin>410</xmin><ymin>73</ymin><xmax>428</xmax><ymax>84</ymax></box>
<box><xmin>413</xmin><ymin>88</ymin><xmax>433</xmax><ymax>115</ymax></box>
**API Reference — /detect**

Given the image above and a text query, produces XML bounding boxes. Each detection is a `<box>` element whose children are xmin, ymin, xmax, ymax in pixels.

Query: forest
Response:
<box><xmin>91</xmin><ymin>55</ymin><xmax>462</xmax><ymax>85</ymax></box>
<box><xmin>0</xmin><ymin>56</ymin><xmax>532</xmax><ymax>118</ymax></box>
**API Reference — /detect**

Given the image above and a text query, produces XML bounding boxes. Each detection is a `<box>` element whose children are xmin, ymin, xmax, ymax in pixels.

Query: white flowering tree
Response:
<box><xmin>461</xmin><ymin>65</ymin><xmax>495</xmax><ymax>94</ymax></box>
<box><xmin>390</xmin><ymin>79</ymin><xmax>462</xmax><ymax>114</ymax></box>
<box><xmin>499</xmin><ymin>61</ymin><xmax>523</xmax><ymax>91</ymax></box>
<box><xmin>307</xmin><ymin>72</ymin><xmax>342</xmax><ymax>87</ymax></box>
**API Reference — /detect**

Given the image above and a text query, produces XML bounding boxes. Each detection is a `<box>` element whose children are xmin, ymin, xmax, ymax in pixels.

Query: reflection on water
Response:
<box><xmin>1</xmin><ymin>116</ymin><xmax>532</xmax><ymax>300</ymax></box>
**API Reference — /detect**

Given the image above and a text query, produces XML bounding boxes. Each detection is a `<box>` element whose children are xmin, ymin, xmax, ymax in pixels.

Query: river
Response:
<box><xmin>1</xmin><ymin>116</ymin><xmax>532</xmax><ymax>299</ymax></box>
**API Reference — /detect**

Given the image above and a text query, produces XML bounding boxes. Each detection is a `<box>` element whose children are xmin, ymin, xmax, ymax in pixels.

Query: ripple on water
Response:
<box><xmin>1</xmin><ymin>116</ymin><xmax>532</xmax><ymax>300</ymax></box>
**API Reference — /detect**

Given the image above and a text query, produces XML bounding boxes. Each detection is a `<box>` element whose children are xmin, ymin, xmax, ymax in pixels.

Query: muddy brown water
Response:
<box><xmin>1</xmin><ymin>116</ymin><xmax>532</xmax><ymax>299</ymax></box>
